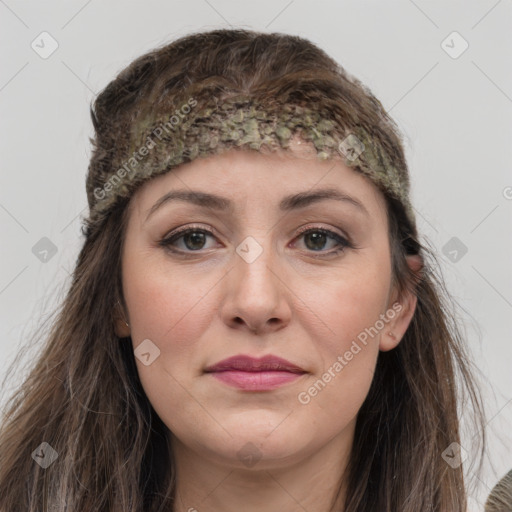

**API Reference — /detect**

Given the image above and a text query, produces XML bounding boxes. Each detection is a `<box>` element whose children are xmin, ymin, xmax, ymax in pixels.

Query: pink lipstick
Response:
<box><xmin>204</xmin><ymin>354</ymin><xmax>307</xmax><ymax>391</ymax></box>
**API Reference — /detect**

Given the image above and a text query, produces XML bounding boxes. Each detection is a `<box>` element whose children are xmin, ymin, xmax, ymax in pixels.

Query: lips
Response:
<box><xmin>204</xmin><ymin>354</ymin><xmax>306</xmax><ymax>373</ymax></box>
<box><xmin>204</xmin><ymin>355</ymin><xmax>307</xmax><ymax>391</ymax></box>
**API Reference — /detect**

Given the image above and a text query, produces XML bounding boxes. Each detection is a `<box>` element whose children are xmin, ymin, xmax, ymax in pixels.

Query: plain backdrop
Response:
<box><xmin>0</xmin><ymin>1</ymin><xmax>511</xmax><ymax>510</ymax></box>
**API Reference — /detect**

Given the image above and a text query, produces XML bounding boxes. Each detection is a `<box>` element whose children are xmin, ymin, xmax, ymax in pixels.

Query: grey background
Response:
<box><xmin>1</xmin><ymin>1</ymin><xmax>511</xmax><ymax>510</ymax></box>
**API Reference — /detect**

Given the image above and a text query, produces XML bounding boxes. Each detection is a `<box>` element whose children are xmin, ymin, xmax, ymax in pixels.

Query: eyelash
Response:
<box><xmin>159</xmin><ymin>224</ymin><xmax>355</xmax><ymax>258</ymax></box>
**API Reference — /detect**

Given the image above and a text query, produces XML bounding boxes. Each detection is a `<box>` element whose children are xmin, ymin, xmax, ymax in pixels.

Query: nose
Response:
<box><xmin>219</xmin><ymin>237</ymin><xmax>292</xmax><ymax>336</ymax></box>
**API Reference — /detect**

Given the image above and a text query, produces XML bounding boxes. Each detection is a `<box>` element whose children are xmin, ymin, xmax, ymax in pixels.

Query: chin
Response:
<box><xmin>201</xmin><ymin>423</ymin><xmax>314</xmax><ymax>471</ymax></box>
<box><xmin>212</xmin><ymin>438</ymin><xmax>309</xmax><ymax>471</ymax></box>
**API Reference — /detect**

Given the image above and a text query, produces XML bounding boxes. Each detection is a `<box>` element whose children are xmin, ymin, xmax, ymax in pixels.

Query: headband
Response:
<box><xmin>84</xmin><ymin>94</ymin><xmax>416</xmax><ymax>233</ymax></box>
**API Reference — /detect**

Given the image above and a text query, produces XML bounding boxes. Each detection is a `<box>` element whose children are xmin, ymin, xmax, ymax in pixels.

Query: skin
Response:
<box><xmin>115</xmin><ymin>137</ymin><xmax>422</xmax><ymax>512</ymax></box>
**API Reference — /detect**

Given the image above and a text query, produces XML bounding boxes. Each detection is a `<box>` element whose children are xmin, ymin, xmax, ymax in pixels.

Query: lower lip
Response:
<box><xmin>207</xmin><ymin>370</ymin><xmax>305</xmax><ymax>390</ymax></box>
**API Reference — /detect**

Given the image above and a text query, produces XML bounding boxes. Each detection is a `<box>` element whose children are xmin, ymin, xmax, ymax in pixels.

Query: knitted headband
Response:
<box><xmin>84</xmin><ymin>93</ymin><xmax>416</xmax><ymax>234</ymax></box>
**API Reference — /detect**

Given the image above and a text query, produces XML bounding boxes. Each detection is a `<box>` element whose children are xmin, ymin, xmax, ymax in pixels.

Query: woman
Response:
<box><xmin>0</xmin><ymin>28</ymin><xmax>486</xmax><ymax>511</ymax></box>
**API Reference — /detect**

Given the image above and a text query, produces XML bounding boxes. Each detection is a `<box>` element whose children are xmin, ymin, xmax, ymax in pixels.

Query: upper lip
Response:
<box><xmin>204</xmin><ymin>355</ymin><xmax>306</xmax><ymax>373</ymax></box>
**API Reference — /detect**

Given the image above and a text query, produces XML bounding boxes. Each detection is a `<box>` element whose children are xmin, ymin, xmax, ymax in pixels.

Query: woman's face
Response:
<box><xmin>117</xmin><ymin>139</ymin><xmax>419</xmax><ymax>470</ymax></box>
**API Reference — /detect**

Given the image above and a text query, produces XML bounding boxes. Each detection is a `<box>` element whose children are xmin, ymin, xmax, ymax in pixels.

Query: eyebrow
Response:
<box><xmin>144</xmin><ymin>187</ymin><xmax>369</xmax><ymax>222</ymax></box>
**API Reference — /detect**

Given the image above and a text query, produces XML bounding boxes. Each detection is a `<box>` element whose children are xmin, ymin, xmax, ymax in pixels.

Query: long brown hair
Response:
<box><xmin>0</xmin><ymin>28</ymin><xmax>486</xmax><ymax>511</ymax></box>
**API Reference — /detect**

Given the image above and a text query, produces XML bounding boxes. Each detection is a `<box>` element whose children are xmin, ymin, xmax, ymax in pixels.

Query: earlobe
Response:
<box><xmin>379</xmin><ymin>254</ymin><xmax>423</xmax><ymax>352</ymax></box>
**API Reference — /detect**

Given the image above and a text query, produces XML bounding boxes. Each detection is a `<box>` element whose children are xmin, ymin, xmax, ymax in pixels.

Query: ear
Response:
<box><xmin>379</xmin><ymin>254</ymin><xmax>423</xmax><ymax>352</ymax></box>
<box><xmin>113</xmin><ymin>301</ymin><xmax>131</xmax><ymax>338</ymax></box>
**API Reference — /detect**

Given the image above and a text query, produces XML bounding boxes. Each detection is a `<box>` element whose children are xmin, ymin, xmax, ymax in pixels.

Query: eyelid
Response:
<box><xmin>164</xmin><ymin>223</ymin><xmax>220</xmax><ymax>239</ymax></box>
<box><xmin>294</xmin><ymin>223</ymin><xmax>348</xmax><ymax>241</ymax></box>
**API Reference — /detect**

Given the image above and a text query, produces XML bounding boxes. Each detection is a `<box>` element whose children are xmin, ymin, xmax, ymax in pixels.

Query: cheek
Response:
<box><xmin>304</xmin><ymin>258</ymin><xmax>391</xmax><ymax>354</ymax></box>
<box><xmin>122</xmin><ymin>255</ymin><xmax>222</xmax><ymax>434</ymax></box>
<box><xmin>295</xmin><ymin>259</ymin><xmax>390</xmax><ymax>410</ymax></box>
<box><xmin>122</xmin><ymin>251</ymin><xmax>221</xmax><ymax>363</ymax></box>
<box><xmin>337</xmin><ymin>275</ymin><xmax>389</xmax><ymax>345</ymax></box>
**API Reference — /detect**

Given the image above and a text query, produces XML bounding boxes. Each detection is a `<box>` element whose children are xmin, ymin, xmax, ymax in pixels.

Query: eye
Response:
<box><xmin>292</xmin><ymin>226</ymin><xmax>353</xmax><ymax>256</ymax></box>
<box><xmin>159</xmin><ymin>225</ymin><xmax>217</xmax><ymax>253</ymax></box>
